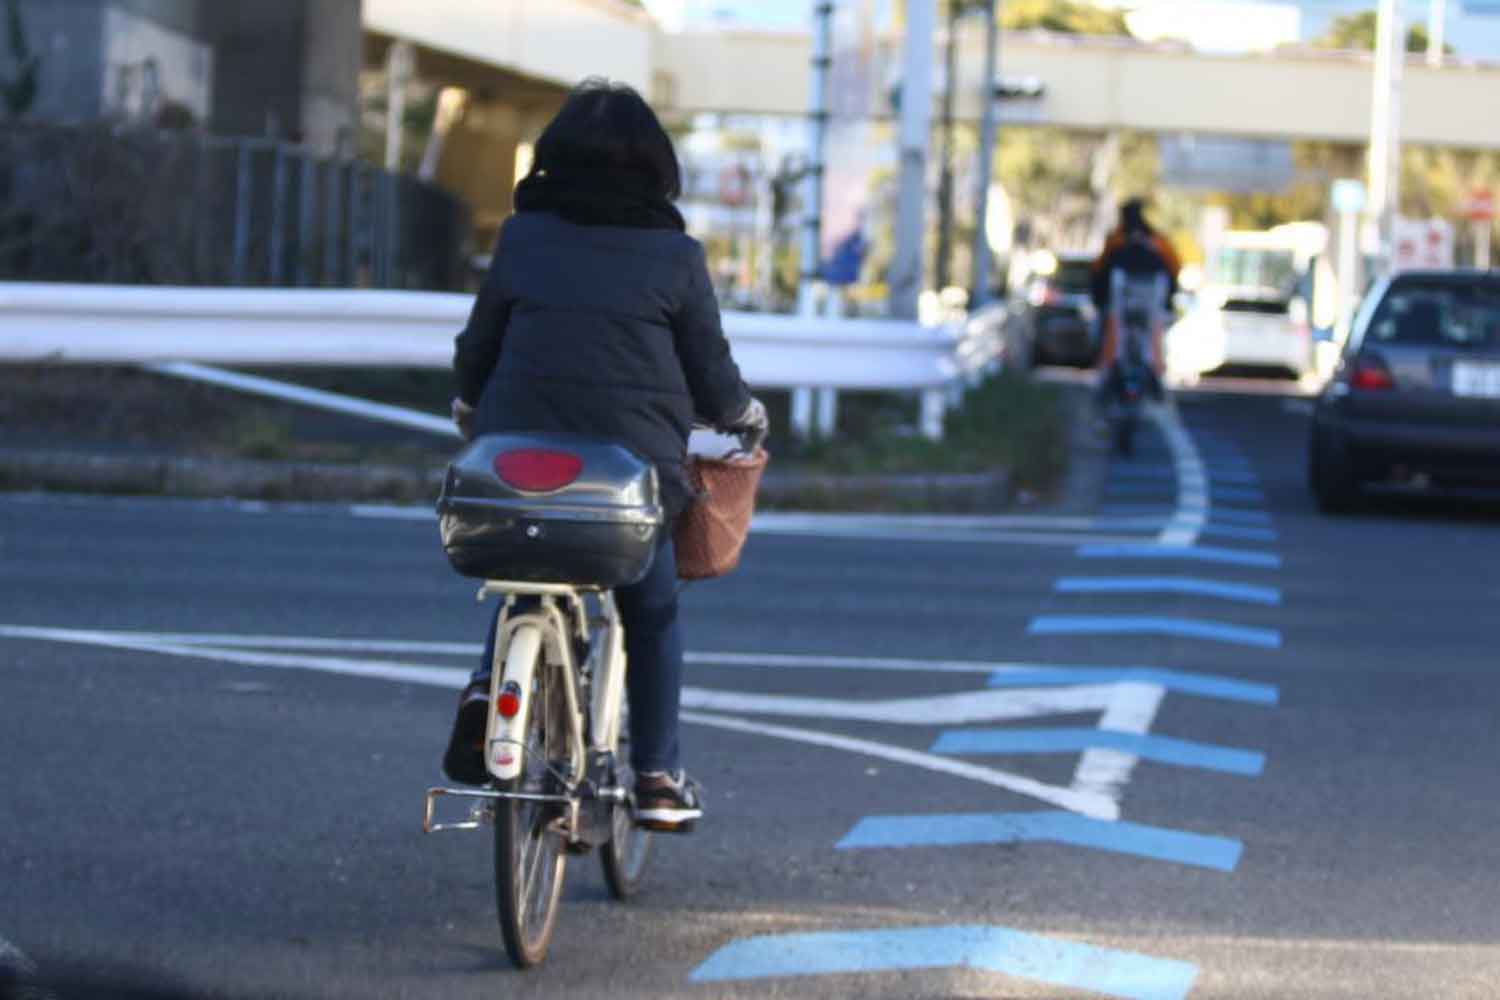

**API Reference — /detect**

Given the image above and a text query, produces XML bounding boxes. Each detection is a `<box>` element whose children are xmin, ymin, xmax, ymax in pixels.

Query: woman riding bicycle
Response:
<box><xmin>441</xmin><ymin>79</ymin><xmax>767</xmax><ymax>832</ymax></box>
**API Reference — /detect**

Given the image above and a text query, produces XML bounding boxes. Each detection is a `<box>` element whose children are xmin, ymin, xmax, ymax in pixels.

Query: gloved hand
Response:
<box><xmin>724</xmin><ymin>396</ymin><xmax>769</xmax><ymax>453</ymax></box>
<box><xmin>451</xmin><ymin>397</ymin><xmax>476</xmax><ymax>440</ymax></box>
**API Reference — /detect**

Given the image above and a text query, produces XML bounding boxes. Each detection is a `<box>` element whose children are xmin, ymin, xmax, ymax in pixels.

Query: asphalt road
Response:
<box><xmin>5</xmin><ymin>387</ymin><xmax>1500</xmax><ymax>999</ymax></box>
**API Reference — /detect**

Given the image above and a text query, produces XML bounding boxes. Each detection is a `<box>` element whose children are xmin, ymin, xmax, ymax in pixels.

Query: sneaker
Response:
<box><xmin>441</xmin><ymin>680</ymin><xmax>491</xmax><ymax>786</ymax></box>
<box><xmin>634</xmin><ymin>770</ymin><xmax>703</xmax><ymax>832</ymax></box>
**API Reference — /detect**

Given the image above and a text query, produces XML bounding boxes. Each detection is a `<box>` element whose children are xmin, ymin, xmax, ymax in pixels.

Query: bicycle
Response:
<box><xmin>421</xmin><ymin>430</ymin><xmax>673</xmax><ymax>969</ymax></box>
<box><xmin>424</xmin><ymin>577</ymin><xmax>650</xmax><ymax>967</ymax></box>
<box><xmin>419</xmin><ymin>424</ymin><xmax>761</xmax><ymax>970</ymax></box>
<box><xmin>1103</xmin><ymin>270</ymin><xmax>1168</xmax><ymax>457</ymax></box>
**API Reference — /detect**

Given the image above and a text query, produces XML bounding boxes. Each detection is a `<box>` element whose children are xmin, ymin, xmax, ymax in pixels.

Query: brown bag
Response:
<box><xmin>674</xmin><ymin>448</ymin><xmax>769</xmax><ymax>580</ymax></box>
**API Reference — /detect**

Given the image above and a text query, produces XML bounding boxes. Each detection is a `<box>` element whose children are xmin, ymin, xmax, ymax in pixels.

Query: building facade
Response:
<box><xmin>10</xmin><ymin>0</ymin><xmax>360</xmax><ymax>156</ymax></box>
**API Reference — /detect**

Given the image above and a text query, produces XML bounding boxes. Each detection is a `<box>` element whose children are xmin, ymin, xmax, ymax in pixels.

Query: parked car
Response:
<box><xmin>1166</xmin><ymin>287</ymin><xmax>1316</xmax><ymax>381</ymax></box>
<box><xmin>1308</xmin><ymin>270</ymin><xmax>1500</xmax><ymax>512</ymax></box>
<box><xmin>1015</xmin><ymin>252</ymin><xmax>1099</xmax><ymax>368</ymax></box>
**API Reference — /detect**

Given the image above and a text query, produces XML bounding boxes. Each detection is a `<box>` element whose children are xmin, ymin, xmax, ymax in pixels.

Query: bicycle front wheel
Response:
<box><xmin>494</xmin><ymin>650</ymin><xmax>568</xmax><ymax>968</ymax></box>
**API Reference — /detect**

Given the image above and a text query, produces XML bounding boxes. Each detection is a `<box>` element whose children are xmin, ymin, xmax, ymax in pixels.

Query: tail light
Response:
<box><xmin>496</xmin><ymin>681</ymin><xmax>522</xmax><ymax>719</ymax></box>
<box><xmin>1028</xmin><ymin>283</ymin><xmax>1063</xmax><ymax>307</ymax></box>
<box><xmin>1348</xmin><ymin>354</ymin><xmax>1395</xmax><ymax>391</ymax></box>
<box><xmin>494</xmin><ymin>449</ymin><xmax>583</xmax><ymax>492</ymax></box>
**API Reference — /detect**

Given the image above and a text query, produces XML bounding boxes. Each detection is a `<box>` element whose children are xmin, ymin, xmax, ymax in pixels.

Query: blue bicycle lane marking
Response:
<box><xmin>691</xmin><ymin>414</ymin><xmax>1281</xmax><ymax>996</ymax></box>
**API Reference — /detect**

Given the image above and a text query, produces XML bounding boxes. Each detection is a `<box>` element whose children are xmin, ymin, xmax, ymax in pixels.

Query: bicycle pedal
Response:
<box><xmin>638</xmin><ymin>818</ymin><xmax>696</xmax><ymax>834</ymax></box>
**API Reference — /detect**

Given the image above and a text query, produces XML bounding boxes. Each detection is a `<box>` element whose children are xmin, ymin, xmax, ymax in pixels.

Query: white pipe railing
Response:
<box><xmin>0</xmin><ymin>283</ymin><xmax>1002</xmax><ymax>438</ymax></box>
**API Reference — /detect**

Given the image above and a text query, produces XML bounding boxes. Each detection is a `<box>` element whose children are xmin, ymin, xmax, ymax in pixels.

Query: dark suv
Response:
<box><xmin>1309</xmin><ymin>271</ymin><xmax>1500</xmax><ymax>511</ymax></box>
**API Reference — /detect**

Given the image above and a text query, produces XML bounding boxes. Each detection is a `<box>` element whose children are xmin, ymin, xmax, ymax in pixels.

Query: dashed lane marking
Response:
<box><xmin>1078</xmin><ymin>544</ymin><xmax>1282</xmax><ymax>569</ymax></box>
<box><xmin>1028</xmin><ymin>616</ymin><xmax>1282</xmax><ymax>649</ymax></box>
<box><xmin>690</xmin><ymin>925</ymin><xmax>1199</xmax><ymax>999</ymax></box>
<box><xmin>837</xmin><ymin>810</ymin><xmax>1244</xmax><ymax>870</ymax></box>
<box><xmin>930</xmin><ymin>728</ymin><xmax>1266</xmax><ymax>776</ymax></box>
<box><xmin>1055</xmin><ymin>577</ymin><xmax>1282</xmax><ymax>606</ymax></box>
<box><xmin>987</xmin><ymin>668</ymin><xmax>1277</xmax><ymax>705</ymax></box>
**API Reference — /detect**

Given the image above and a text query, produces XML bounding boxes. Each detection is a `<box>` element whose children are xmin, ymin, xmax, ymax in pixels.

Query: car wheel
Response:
<box><xmin>1309</xmin><ymin>423</ymin><xmax>1360</xmax><ymax>514</ymax></box>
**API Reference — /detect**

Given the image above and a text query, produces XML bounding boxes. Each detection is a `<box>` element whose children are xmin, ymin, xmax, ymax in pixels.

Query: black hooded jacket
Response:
<box><xmin>453</xmin><ymin>210</ymin><xmax>751</xmax><ymax>518</ymax></box>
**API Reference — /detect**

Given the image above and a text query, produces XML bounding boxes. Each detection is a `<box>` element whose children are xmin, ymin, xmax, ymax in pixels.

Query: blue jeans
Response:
<box><xmin>470</xmin><ymin>538</ymin><xmax>685</xmax><ymax>775</ymax></box>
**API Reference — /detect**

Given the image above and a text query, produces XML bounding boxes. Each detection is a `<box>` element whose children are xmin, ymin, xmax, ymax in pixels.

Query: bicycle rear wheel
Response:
<box><xmin>494</xmin><ymin>651</ymin><xmax>569</xmax><ymax>968</ymax></box>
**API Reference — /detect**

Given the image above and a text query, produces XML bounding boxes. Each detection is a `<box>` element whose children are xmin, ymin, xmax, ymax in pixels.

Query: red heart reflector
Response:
<box><xmin>494</xmin><ymin>449</ymin><xmax>584</xmax><ymax>492</ymax></box>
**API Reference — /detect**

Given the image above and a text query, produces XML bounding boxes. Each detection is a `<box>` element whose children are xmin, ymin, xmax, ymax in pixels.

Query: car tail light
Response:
<box><xmin>494</xmin><ymin>449</ymin><xmax>583</xmax><ymax>492</ymax></box>
<box><xmin>1028</xmin><ymin>283</ymin><xmax>1064</xmax><ymax>307</ymax></box>
<box><xmin>1348</xmin><ymin>355</ymin><xmax>1395</xmax><ymax>391</ymax></box>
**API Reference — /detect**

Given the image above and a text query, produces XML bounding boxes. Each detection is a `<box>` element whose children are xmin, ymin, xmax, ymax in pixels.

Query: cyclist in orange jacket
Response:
<box><xmin>1091</xmin><ymin>198</ymin><xmax>1181</xmax><ymax>378</ymax></box>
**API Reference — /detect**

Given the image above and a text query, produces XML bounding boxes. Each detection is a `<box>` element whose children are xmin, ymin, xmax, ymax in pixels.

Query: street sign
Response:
<box><xmin>1159</xmin><ymin>134</ymin><xmax>1294</xmax><ymax>193</ymax></box>
<box><xmin>1463</xmin><ymin>189</ymin><xmax>1495</xmax><ymax>222</ymax></box>
<box><xmin>1331</xmin><ymin>178</ymin><xmax>1366</xmax><ymax>215</ymax></box>
<box><xmin>1393</xmin><ymin>217</ymin><xmax>1455</xmax><ymax>271</ymax></box>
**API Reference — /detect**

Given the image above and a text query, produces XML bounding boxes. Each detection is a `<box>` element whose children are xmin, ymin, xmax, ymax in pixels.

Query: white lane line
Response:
<box><xmin>682</xmin><ymin>684</ymin><xmax>1129</xmax><ymax>727</ymax></box>
<box><xmin>0</xmin><ymin>624</ymin><xmax>1120</xmax><ymax>819</ymax></box>
<box><xmin>359</xmin><ymin>504</ymin><xmax>1155</xmax><ymax>545</ymax></box>
<box><xmin>1146</xmin><ymin>401</ymin><xmax>1209</xmax><ymax>547</ymax></box>
<box><xmin>149</xmin><ymin>362</ymin><xmax>459</xmax><ymax>438</ymax></box>
<box><xmin>1071</xmin><ymin>682</ymin><xmax>1165</xmax><ymax>802</ymax></box>
<box><xmin>682</xmin><ymin>710</ymin><xmax>1118</xmax><ymax>820</ymax></box>
<box><xmin>0</xmin><ymin>627</ymin><xmax>1273</xmax><ymax>687</ymax></box>
<box><xmin>0</xmin><ymin>626</ymin><xmax>468</xmax><ymax>687</ymax></box>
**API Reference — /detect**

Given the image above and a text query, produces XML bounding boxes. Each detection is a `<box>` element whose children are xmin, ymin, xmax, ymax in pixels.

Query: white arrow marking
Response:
<box><xmin>682</xmin><ymin>711</ymin><xmax>1118</xmax><ymax>820</ymax></box>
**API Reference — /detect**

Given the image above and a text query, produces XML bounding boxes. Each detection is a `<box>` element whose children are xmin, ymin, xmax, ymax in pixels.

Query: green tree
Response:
<box><xmin>1</xmin><ymin>0</ymin><xmax>38</xmax><ymax>118</ymax></box>
<box><xmin>1313</xmin><ymin>10</ymin><xmax>1447</xmax><ymax>53</ymax></box>
<box><xmin>1000</xmin><ymin>0</ymin><xmax>1131</xmax><ymax>36</ymax></box>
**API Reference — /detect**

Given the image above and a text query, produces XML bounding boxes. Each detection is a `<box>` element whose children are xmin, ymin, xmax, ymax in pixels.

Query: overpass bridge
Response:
<box><xmin>364</xmin><ymin>2</ymin><xmax>1500</xmax><ymax>152</ymax></box>
<box><xmin>652</xmin><ymin>28</ymin><xmax>1500</xmax><ymax>150</ymax></box>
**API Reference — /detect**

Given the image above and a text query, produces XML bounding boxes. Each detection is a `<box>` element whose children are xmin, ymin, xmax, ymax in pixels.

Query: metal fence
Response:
<box><xmin>0</xmin><ymin>123</ymin><xmax>471</xmax><ymax>291</ymax></box>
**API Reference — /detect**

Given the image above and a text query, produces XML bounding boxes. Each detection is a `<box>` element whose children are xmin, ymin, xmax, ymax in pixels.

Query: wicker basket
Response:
<box><xmin>674</xmin><ymin>448</ymin><xmax>769</xmax><ymax>580</ymax></box>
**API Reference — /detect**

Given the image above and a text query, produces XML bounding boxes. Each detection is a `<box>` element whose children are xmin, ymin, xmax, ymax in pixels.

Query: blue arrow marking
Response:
<box><xmin>1029</xmin><ymin>615</ymin><xmax>1282</xmax><ymax>649</ymax></box>
<box><xmin>1105</xmin><ymin>482</ymin><xmax>1176</xmax><ymax>498</ymax></box>
<box><xmin>931</xmin><ymin>728</ymin><xmax>1266</xmax><ymax>776</ymax></box>
<box><xmin>1055</xmin><ymin>576</ymin><xmax>1282</xmax><ymax>606</ymax></box>
<box><xmin>837</xmin><ymin>810</ymin><xmax>1242</xmax><ymax>871</ymax></box>
<box><xmin>1078</xmin><ymin>544</ymin><xmax>1282</xmax><ymax>568</ymax></box>
<box><xmin>1211</xmin><ymin>485</ymin><xmax>1266</xmax><ymax>503</ymax></box>
<box><xmin>1209</xmin><ymin>507</ymin><xmax>1274</xmax><ymax>525</ymax></box>
<box><xmin>1200</xmin><ymin>523</ymin><xmax>1279</xmax><ymax>543</ymax></box>
<box><xmin>987</xmin><ymin>666</ymin><xmax>1278</xmax><ymax>704</ymax></box>
<box><xmin>691</xmin><ymin>924</ymin><xmax>1199</xmax><ymax>999</ymax></box>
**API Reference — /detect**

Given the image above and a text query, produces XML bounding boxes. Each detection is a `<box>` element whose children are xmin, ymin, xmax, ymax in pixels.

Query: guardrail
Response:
<box><xmin>0</xmin><ymin>283</ymin><xmax>1003</xmax><ymax>438</ymax></box>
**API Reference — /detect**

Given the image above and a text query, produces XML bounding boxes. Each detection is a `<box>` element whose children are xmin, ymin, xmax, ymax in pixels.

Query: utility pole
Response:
<box><xmin>797</xmin><ymin>0</ymin><xmax>833</xmax><ymax>319</ymax></box>
<box><xmin>890</xmin><ymin>0</ymin><xmax>936</xmax><ymax>320</ymax></box>
<box><xmin>1427</xmin><ymin>0</ymin><xmax>1446</xmax><ymax>68</ymax></box>
<box><xmin>384</xmin><ymin>41</ymin><xmax>414</xmax><ymax>172</ymax></box>
<box><xmin>1367</xmin><ymin>0</ymin><xmax>1404</xmax><ymax>275</ymax></box>
<box><xmin>934</xmin><ymin>0</ymin><xmax>959</xmax><ymax>292</ymax></box>
<box><xmin>792</xmin><ymin>0</ymin><xmax>834</xmax><ymax>439</ymax></box>
<box><xmin>969</xmin><ymin>0</ymin><xmax>1000</xmax><ymax>307</ymax></box>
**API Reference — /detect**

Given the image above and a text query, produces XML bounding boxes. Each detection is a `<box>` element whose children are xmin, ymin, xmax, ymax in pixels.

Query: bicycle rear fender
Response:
<box><xmin>486</xmin><ymin>622</ymin><xmax>543</xmax><ymax>782</ymax></box>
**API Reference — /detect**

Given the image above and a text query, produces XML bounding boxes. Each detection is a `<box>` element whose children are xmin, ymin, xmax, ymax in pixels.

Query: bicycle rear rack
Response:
<box><xmin>423</xmin><ymin>784</ymin><xmax>628</xmax><ymax>834</ymax></box>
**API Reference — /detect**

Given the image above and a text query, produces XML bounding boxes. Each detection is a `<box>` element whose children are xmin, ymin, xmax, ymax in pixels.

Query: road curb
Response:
<box><xmin>0</xmin><ymin>446</ymin><xmax>1023</xmax><ymax>512</ymax></box>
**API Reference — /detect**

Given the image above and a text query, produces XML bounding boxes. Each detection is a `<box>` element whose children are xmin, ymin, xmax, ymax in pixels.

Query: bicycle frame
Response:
<box><xmin>423</xmin><ymin>580</ymin><xmax>630</xmax><ymax>837</ymax></box>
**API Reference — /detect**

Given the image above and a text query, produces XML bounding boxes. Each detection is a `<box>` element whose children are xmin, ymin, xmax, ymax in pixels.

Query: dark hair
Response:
<box><xmin>1120</xmin><ymin>197</ymin><xmax>1149</xmax><ymax>234</ymax></box>
<box><xmin>525</xmin><ymin>79</ymin><xmax>681</xmax><ymax>200</ymax></box>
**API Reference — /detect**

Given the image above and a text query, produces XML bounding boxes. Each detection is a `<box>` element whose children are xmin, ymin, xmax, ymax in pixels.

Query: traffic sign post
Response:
<box><xmin>1332</xmin><ymin>179</ymin><xmax>1366</xmax><ymax>342</ymax></box>
<box><xmin>1464</xmin><ymin>189</ymin><xmax>1494</xmax><ymax>269</ymax></box>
